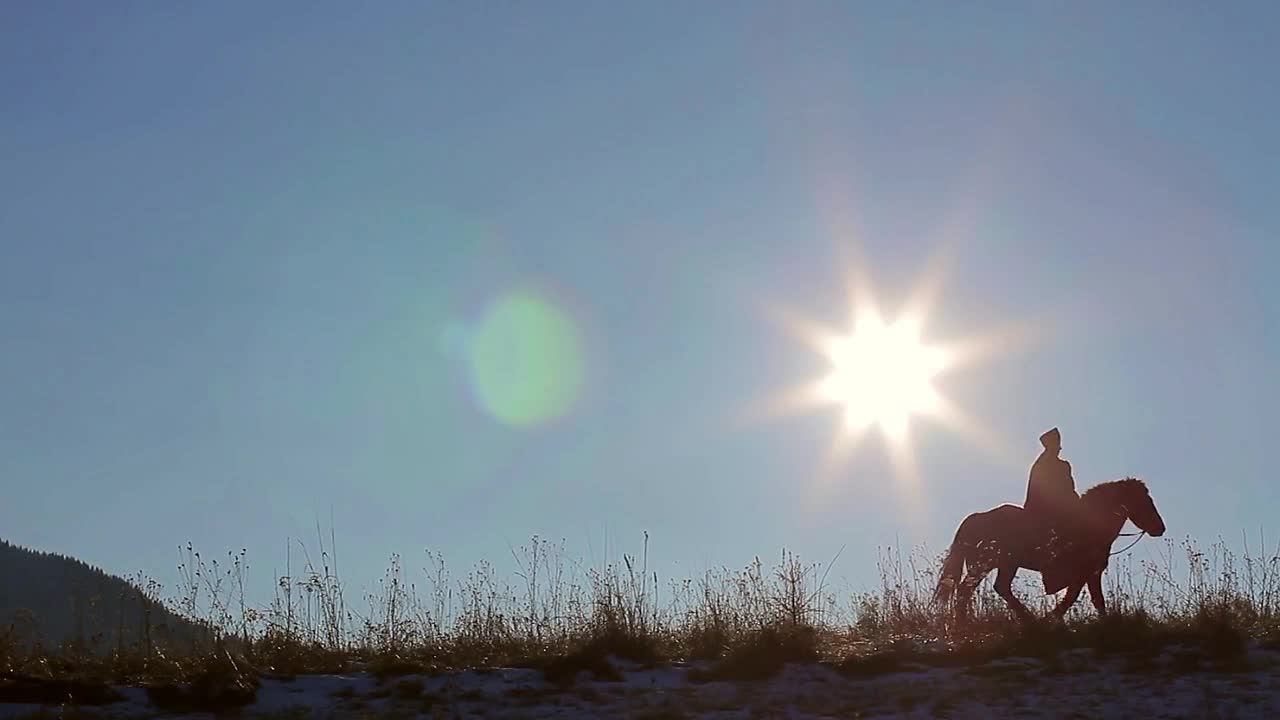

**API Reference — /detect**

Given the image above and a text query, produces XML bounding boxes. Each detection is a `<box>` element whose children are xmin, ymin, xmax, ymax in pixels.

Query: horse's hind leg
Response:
<box><xmin>954</xmin><ymin>563</ymin><xmax>990</xmax><ymax>622</ymax></box>
<box><xmin>1087</xmin><ymin>572</ymin><xmax>1107</xmax><ymax>617</ymax></box>
<box><xmin>1053</xmin><ymin>580</ymin><xmax>1085</xmax><ymax>620</ymax></box>
<box><xmin>994</xmin><ymin>564</ymin><xmax>1035</xmax><ymax>623</ymax></box>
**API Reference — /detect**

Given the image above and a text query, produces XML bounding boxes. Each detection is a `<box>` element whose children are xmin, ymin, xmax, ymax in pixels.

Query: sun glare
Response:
<box><xmin>754</xmin><ymin>250</ymin><xmax>1027</xmax><ymax>490</ymax></box>
<box><xmin>818</xmin><ymin>311</ymin><xmax>948</xmax><ymax>442</ymax></box>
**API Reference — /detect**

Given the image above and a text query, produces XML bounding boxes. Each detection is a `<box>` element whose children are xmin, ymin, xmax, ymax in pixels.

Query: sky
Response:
<box><xmin>2</xmin><ymin>3</ymin><xmax>1277</xmax><ymax>613</ymax></box>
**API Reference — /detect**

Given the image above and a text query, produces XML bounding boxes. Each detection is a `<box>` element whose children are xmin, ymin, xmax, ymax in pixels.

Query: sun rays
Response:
<box><xmin>754</xmin><ymin>249</ymin><xmax>1026</xmax><ymax>494</ymax></box>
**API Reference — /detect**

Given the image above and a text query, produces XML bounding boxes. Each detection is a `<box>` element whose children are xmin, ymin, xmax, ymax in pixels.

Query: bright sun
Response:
<box><xmin>818</xmin><ymin>311</ymin><xmax>948</xmax><ymax>442</ymax></box>
<box><xmin>755</xmin><ymin>250</ymin><xmax>1025</xmax><ymax>488</ymax></box>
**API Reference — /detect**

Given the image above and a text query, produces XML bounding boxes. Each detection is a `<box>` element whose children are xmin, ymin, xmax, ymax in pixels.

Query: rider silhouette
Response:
<box><xmin>1024</xmin><ymin>427</ymin><xmax>1079</xmax><ymax>533</ymax></box>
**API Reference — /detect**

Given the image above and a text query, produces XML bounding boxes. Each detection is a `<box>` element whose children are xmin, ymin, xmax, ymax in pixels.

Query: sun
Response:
<box><xmin>752</xmin><ymin>252</ymin><xmax>1027</xmax><ymax>488</ymax></box>
<box><xmin>817</xmin><ymin>310</ymin><xmax>948</xmax><ymax>443</ymax></box>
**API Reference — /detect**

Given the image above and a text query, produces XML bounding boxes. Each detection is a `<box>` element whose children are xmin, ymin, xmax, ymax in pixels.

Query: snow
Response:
<box><xmin>2</xmin><ymin>645</ymin><xmax>1279</xmax><ymax>718</ymax></box>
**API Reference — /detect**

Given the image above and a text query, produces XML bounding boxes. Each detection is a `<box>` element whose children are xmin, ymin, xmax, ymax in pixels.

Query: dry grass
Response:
<box><xmin>3</xmin><ymin>530</ymin><xmax>1280</xmax><ymax>705</ymax></box>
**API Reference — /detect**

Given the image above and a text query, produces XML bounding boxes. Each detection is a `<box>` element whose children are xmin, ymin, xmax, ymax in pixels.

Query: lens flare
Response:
<box><xmin>467</xmin><ymin>289</ymin><xmax>584</xmax><ymax>427</ymax></box>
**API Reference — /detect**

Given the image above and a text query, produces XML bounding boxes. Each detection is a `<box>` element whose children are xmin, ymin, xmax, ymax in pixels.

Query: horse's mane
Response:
<box><xmin>1081</xmin><ymin>476</ymin><xmax>1146</xmax><ymax>501</ymax></box>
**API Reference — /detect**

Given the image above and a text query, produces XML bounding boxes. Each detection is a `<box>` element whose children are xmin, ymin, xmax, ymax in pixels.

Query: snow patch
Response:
<box><xmin>1</xmin><ymin>647</ymin><xmax>1278</xmax><ymax>718</ymax></box>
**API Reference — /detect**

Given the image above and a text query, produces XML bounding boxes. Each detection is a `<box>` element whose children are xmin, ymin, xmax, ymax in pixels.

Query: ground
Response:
<box><xmin>3</xmin><ymin>641</ymin><xmax>1278</xmax><ymax>719</ymax></box>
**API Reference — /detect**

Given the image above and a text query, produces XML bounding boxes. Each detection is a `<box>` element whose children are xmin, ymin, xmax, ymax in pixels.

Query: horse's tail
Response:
<box><xmin>933</xmin><ymin>516</ymin><xmax>974</xmax><ymax>607</ymax></box>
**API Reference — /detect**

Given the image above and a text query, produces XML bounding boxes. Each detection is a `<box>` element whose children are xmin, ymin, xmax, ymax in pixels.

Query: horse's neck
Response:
<box><xmin>1084</xmin><ymin>492</ymin><xmax>1129</xmax><ymax>536</ymax></box>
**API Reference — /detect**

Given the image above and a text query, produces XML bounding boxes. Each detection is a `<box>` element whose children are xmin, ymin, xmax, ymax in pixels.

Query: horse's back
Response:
<box><xmin>956</xmin><ymin>503</ymin><xmax>1026</xmax><ymax>538</ymax></box>
<box><xmin>968</xmin><ymin>503</ymin><xmax>1023</xmax><ymax>521</ymax></box>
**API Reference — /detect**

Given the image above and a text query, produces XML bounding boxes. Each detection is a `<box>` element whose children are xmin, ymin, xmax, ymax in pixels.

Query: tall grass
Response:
<box><xmin>3</xmin><ymin>532</ymin><xmax>1279</xmax><ymax>685</ymax></box>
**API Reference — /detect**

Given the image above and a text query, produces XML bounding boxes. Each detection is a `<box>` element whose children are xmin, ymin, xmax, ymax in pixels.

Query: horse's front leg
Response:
<box><xmin>1087</xmin><ymin>572</ymin><xmax>1107</xmax><ymax>618</ymax></box>
<box><xmin>994</xmin><ymin>564</ymin><xmax>1034</xmax><ymax>623</ymax></box>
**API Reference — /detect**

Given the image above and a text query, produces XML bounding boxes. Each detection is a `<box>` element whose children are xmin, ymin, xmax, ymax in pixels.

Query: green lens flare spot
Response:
<box><xmin>467</xmin><ymin>289</ymin><xmax>584</xmax><ymax>427</ymax></box>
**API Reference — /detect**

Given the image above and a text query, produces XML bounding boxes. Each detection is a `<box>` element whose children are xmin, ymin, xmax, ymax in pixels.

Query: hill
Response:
<box><xmin>0</xmin><ymin>538</ymin><xmax>199</xmax><ymax>653</ymax></box>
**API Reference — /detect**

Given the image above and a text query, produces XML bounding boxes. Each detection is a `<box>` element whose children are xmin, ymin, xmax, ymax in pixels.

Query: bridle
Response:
<box><xmin>1110</xmin><ymin>530</ymin><xmax>1146</xmax><ymax>556</ymax></box>
<box><xmin>1108</xmin><ymin>506</ymin><xmax>1147</xmax><ymax>556</ymax></box>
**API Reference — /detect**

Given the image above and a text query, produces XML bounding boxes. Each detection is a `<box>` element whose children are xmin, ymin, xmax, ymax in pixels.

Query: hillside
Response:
<box><xmin>0</xmin><ymin>538</ymin><xmax>198</xmax><ymax>653</ymax></box>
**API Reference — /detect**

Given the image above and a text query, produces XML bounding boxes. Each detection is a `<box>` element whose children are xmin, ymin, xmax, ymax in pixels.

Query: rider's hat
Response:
<box><xmin>1039</xmin><ymin>427</ymin><xmax>1061</xmax><ymax>449</ymax></box>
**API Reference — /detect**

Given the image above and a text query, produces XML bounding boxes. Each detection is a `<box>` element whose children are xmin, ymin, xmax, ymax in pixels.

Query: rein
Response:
<box><xmin>1110</xmin><ymin>530</ymin><xmax>1146</xmax><ymax>556</ymax></box>
<box><xmin>1104</xmin><ymin>505</ymin><xmax>1147</xmax><ymax>556</ymax></box>
<box><xmin>1100</xmin><ymin>504</ymin><xmax>1152</xmax><ymax>556</ymax></box>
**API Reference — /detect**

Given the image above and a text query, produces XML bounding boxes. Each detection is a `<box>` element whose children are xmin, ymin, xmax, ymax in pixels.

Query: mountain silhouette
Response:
<box><xmin>0</xmin><ymin>538</ymin><xmax>201</xmax><ymax>653</ymax></box>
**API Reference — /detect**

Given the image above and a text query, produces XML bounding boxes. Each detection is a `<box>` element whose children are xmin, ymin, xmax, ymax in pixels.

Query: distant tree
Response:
<box><xmin>0</xmin><ymin>537</ymin><xmax>200</xmax><ymax>654</ymax></box>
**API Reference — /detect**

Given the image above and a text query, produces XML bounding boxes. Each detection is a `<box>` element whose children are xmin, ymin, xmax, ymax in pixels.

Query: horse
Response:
<box><xmin>933</xmin><ymin>477</ymin><xmax>1165</xmax><ymax>623</ymax></box>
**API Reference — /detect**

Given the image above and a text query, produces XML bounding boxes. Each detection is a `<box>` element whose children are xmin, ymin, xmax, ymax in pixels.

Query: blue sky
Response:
<box><xmin>2</xmin><ymin>3</ymin><xmax>1276</xmax><ymax>608</ymax></box>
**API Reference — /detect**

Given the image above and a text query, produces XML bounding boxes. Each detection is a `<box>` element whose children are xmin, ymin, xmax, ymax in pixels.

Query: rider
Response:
<box><xmin>1024</xmin><ymin>427</ymin><xmax>1080</xmax><ymax>540</ymax></box>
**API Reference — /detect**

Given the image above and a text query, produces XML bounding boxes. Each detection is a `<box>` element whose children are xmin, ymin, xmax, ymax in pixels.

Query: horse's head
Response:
<box><xmin>1124</xmin><ymin>479</ymin><xmax>1165</xmax><ymax>537</ymax></box>
<box><xmin>1082</xmin><ymin>477</ymin><xmax>1165</xmax><ymax>537</ymax></box>
<box><xmin>1095</xmin><ymin>477</ymin><xmax>1165</xmax><ymax>537</ymax></box>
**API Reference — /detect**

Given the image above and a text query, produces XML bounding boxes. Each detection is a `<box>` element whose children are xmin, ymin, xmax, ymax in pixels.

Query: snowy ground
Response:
<box><xmin>3</xmin><ymin>643</ymin><xmax>1279</xmax><ymax>718</ymax></box>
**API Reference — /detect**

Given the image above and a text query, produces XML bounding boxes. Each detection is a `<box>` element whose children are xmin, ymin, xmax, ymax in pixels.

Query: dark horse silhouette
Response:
<box><xmin>933</xmin><ymin>478</ymin><xmax>1166</xmax><ymax>622</ymax></box>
